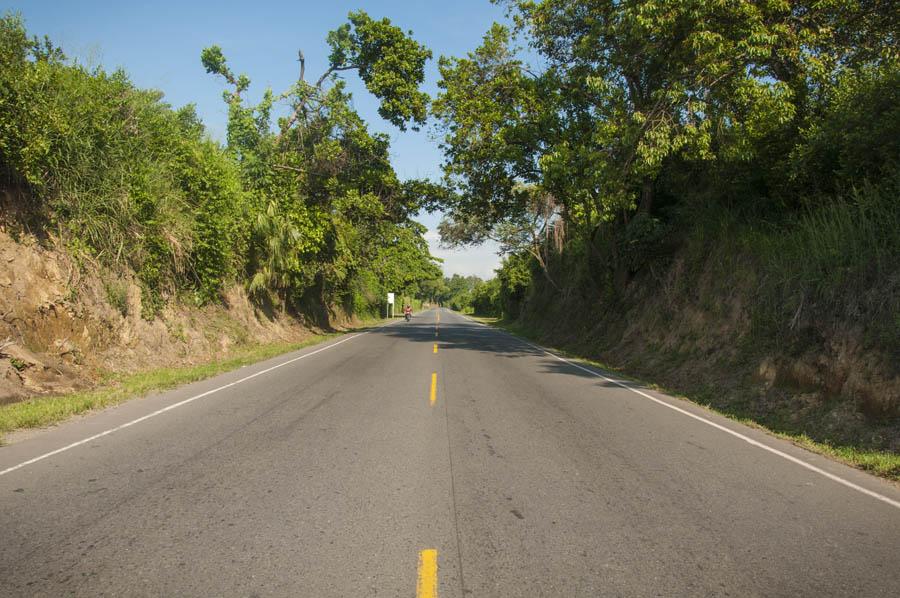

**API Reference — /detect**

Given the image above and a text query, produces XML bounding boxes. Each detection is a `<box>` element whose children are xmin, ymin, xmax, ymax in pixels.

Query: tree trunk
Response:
<box><xmin>584</xmin><ymin>222</ymin><xmax>602</xmax><ymax>292</ymax></box>
<box><xmin>638</xmin><ymin>176</ymin><xmax>654</xmax><ymax>214</ymax></box>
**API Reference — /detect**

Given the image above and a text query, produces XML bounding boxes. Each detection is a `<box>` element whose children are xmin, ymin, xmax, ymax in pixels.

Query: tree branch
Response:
<box><xmin>272</xmin><ymin>163</ymin><xmax>305</xmax><ymax>173</ymax></box>
<box><xmin>278</xmin><ymin>62</ymin><xmax>360</xmax><ymax>138</ymax></box>
<box><xmin>315</xmin><ymin>64</ymin><xmax>359</xmax><ymax>89</ymax></box>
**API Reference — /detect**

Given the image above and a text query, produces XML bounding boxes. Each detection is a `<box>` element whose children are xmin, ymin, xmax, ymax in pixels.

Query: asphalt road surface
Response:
<box><xmin>1</xmin><ymin>308</ymin><xmax>898</xmax><ymax>597</ymax></box>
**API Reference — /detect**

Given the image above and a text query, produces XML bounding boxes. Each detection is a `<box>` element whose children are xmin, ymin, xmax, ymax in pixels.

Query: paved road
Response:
<box><xmin>1</xmin><ymin>308</ymin><xmax>898</xmax><ymax>597</ymax></box>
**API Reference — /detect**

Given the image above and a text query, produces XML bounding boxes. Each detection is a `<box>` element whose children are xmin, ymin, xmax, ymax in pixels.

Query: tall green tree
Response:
<box><xmin>433</xmin><ymin>0</ymin><xmax>898</xmax><ymax>297</ymax></box>
<box><xmin>201</xmin><ymin>11</ymin><xmax>438</xmax><ymax>312</ymax></box>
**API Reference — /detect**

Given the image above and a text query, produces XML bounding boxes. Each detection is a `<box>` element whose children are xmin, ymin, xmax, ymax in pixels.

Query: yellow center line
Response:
<box><xmin>430</xmin><ymin>372</ymin><xmax>437</xmax><ymax>406</ymax></box>
<box><xmin>433</xmin><ymin>343</ymin><xmax>438</xmax><ymax>354</ymax></box>
<box><xmin>417</xmin><ymin>549</ymin><xmax>438</xmax><ymax>598</ymax></box>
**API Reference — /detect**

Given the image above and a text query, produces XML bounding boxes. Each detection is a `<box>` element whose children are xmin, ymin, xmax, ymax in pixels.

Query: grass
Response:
<box><xmin>468</xmin><ymin>314</ymin><xmax>900</xmax><ymax>482</ymax></box>
<box><xmin>684</xmin><ymin>183</ymin><xmax>900</xmax><ymax>353</ymax></box>
<box><xmin>771</xmin><ymin>432</ymin><xmax>900</xmax><ymax>480</ymax></box>
<box><xmin>0</xmin><ymin>317</ymin><xmax>387</xmax><ymax>440</ymax></box>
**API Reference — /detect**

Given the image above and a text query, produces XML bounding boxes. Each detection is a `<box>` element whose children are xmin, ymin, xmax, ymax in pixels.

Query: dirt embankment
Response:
<box><xmin>523</xmin><ymin>252</ymin><xmax>900</xmax><ymax>453</ymax></box>
<box><xmin>0</xmin><ymin>231</ymin><xmax>327</xmax><ymax>404</ymax></box>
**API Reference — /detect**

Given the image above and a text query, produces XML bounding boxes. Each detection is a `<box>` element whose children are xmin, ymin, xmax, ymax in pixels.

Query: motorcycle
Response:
<box><xmin>404</xmin><ymin>312</ymin><xmax>411</xmax><ymax>322</ymax></box>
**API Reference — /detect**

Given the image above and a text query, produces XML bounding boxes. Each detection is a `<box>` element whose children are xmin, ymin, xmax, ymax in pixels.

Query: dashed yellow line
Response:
<box><xmin>417</xmin><ymin>549</ymin><xmax>438</xmax><ymax>598</ymax></box>
<box><xmin>433</xmin><ymin>343</ymin><xmax>438</xmax><ymax>354</ymax></box>
<box><xmin>430</xmin><ymin>372</ymin><xmax>437</xmax><ymax>406</ymax></box>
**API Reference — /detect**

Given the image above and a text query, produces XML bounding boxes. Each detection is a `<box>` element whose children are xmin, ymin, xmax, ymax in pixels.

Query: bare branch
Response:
<box><xmin>278</xmin><ymin>62</ymin><xmax>360</xmax><ymax>139</ymax></box>
<box><xmin>315</xmin><ymin>64</ymin><xmax>359</xmax><ymax>89</ymax></box>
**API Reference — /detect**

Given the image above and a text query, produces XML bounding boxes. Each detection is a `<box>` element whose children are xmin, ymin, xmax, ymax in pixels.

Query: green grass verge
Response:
<box><xmin>467</xmin><ymin>314</ymin><xmax>900</xmax><ymax>482</ymax></box>
<box><xmin>0</xmin><ymin>318</ymin><xmax>388</xmax><ymax>440</ymax></box>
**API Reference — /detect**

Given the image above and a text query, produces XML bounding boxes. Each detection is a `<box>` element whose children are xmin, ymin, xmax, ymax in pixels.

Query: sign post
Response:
<box><xmin>387</xmin><ymin>292</ymin><xmax>395</xmax><ymax>319</ymax></box>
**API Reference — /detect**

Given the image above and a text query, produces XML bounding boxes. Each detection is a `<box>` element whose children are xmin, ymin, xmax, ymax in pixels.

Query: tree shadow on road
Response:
<box><xmin>374</xmin><ymin>319</ymin><xmax>651</xmax><ymax>394</ymax></box>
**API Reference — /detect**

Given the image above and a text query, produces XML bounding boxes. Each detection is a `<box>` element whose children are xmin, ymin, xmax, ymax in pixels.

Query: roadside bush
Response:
<box><xmin>496</xmin><ymin>253</ymin><xmax>532</xmax><ymax>319</ymax></box>
<box><xmin>0</xmin><ymin>15</ymin><xmax>251</xmax><ymax>307</ymax></box>
<box><xmin>471</xmin><ymin>278</ymin><xmax>501</xmax><ymax>316</ymax></box>
<box><xmin>0</xmin><ymin>13</ymin><xmax>463</xmax><ymax>325</ymax></box>
<box><xmin>177</xmin><ymin>138</ymin><xmax>250</xmax><ymax>303</ymax></box>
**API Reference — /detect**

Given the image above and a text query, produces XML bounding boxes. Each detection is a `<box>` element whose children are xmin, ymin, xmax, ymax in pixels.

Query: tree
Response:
<box><xmin>433</xmin><ymin>0</ymin><xmax>898</xmax><ymax>295</ymax></box>
<box><xmin>201</xmin><ymin>11</ymin><xmax>437</xmax><ymax>312</ymax></box>
<box><xmin>438</xmin><ymin>184</ymin><xmax>562</xmax><ymax>288</ymax></box>
<box><xmin>432</xmin><ymin>24</ymin><xmax>545</xmax><ymax>230</ymax></box>
<box><xmin>470</xmin><ymin>277</ymin><xmax>502</xmax><ymax>316</ymax></box>
<box><xmin>322</xmin><ymin>11</ymin><xmax>432</xmax><ymax>130</ymax></box>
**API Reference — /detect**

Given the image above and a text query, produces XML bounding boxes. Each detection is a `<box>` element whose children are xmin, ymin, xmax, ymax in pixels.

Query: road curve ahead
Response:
<box><xmin>1</xmin><ymin>308</ymin><xmax>898</xmax><ymax>596</ymax></box>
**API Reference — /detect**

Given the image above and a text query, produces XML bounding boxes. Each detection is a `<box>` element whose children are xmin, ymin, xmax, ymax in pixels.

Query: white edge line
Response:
<box><xmin>0</xmin><ymin>321</ymin><xmax>396</xmax><ymax>478</ymax></box>
<box><xmin>459</xmin><ymin>313</ymin><xmax>900</xmax><ymax>511</ymax></box>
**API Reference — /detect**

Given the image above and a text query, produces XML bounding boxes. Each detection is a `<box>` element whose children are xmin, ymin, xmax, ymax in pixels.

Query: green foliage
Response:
<box><xmin>422</xmin><ymin>272</ymin><xmax>503</xmax><ymax>317</ymax></box>
<box><xmin>0</xmin><ymin>13</ymin><xmax>439</xmax><ymax>322</ymax></box>
<box><xmin>429</xmin><ymin>3</ymin><xmax>900</xmax><ymax>443</ymax></box>
<box><xmin>792</xmin><ymin>61</ymin><xmax>900</xmax><ymax>195</ymax></box>
<box><xmin>747</xmin><ymin>178</ymin><xmax>900</xmax><ymax>351</ymax></box>
<box><xmin>432</xmin><ymin>0</ymin><xmax>900</xmax><ymax>325</ymax></box>
<box><xmin>0</xmin><ymin>15</ymin><xmax>198</xmax><ymax>302</ymax></box>
<box><xmin>200</xmin><ymin>13</ymin><xmax>437</xmax><ymax>314</ymax></box>
<box><xmin>496</xmin><ymin>253</ymin><xmax>532</xmax><ymax>318</ymax></box>
<box><xmin>422</xmin><ymin>274</ymin><xmax>486</xmax><ymax>312</ymax></box>
<box><xmin>471</xmin><ymin>277</ymin><xmax>502</xmax><ymax>316</ymax></box>
<box><xmin>615</xmin><ymin>213</ymin><xmax>668</xmax><ymax>274</ymax></box>
<box><xmin>434</xmin><ymin>0</ymin><xmax>900</xmax><ymax>229</ymax></box>
<box><xmin>104</xmin><ymin>280</ymin><xmax>129</xmax><ymax>317</ymax></box>
<box><xmin>432</xmin><ymin>24</ymin><xmax>541</xmax><ymax>227</ymax></box>
<box><xmin>325</xmin><ymin>11</ymin><xmax>432</xmax><ymax>130</ymax></box>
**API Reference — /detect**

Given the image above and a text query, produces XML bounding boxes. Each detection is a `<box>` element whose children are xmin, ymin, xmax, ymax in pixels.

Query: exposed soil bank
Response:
<box><xmin>0</xmin><ymin>231</ymin><xmax>352</xmax><ymax>405</ymax></box>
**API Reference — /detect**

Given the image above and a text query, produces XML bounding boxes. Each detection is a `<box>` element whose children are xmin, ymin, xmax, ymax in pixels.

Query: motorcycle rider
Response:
<box><xmin>403</xmin><ymin>304</ymin><xmax>412</xmax><ymax>320</ymax></box>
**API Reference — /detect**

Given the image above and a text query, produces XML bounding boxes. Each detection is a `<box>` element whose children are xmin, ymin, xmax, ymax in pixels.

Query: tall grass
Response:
<box><xmin>746</xmin><ymin>178</ymin><xmax>900</xmax><ymax>350</ymax></box>
<box><xmin>674</xmin><ymin>175</ymin><xmax>900</xmax><ymax>354</ymax></box>
<box><xmin>775</xmin><ymin>183</ymin><xmax>896</xmax><ymax>289</ymax></box>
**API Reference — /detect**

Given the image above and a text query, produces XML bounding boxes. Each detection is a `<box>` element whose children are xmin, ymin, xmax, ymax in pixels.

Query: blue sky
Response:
<box><xmin>9</xmin><ymin>0</ymin><xmax>505</xmax><ymax>278</ymax></box>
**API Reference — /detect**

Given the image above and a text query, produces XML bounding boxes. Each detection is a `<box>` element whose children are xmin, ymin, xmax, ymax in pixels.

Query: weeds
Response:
<box><xmin>752</xmin><ymin>179</ymin><xmax>899</xmax><ymax>340</ymax></box>
<box><xmin>104</xmin><ymin>279</ymin><xmax>129</xmax><ymax>317</ymax></box>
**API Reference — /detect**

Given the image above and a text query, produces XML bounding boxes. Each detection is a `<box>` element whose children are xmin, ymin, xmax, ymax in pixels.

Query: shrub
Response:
<box><xmin>0</xmin><ymin>15</ymin><xmax>252</xmax><ymax>307</ymax></box>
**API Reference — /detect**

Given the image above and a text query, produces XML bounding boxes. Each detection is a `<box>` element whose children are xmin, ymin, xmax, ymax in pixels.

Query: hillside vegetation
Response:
<box><xmin>0</xmin><ymin>13</ymin><xmax>440</xmax><ymax>404</ymax></box>
<box><xmin>431</xmin><ymin>1</ymin><xmax>900</xmax><ymax>468</ymax></box>
<box><xmin>1</xmin><ymin>13</ymin><xmax>439</xmax><ymax>316</ymax></box>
